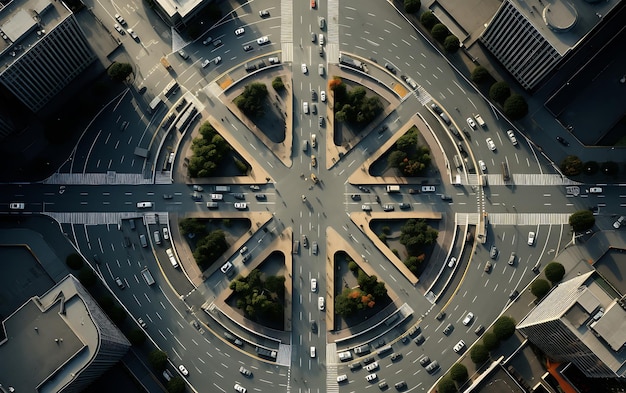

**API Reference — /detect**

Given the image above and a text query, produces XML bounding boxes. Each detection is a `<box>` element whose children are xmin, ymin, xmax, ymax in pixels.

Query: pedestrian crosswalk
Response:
<box><xmin>483</xmin><ymin>173</ymin><xmax>581</xmax><ymax>186</ymax></box>
<box><xmin>415</xmin><ymin>85</ymin><xmax>432</xmax><ymax>105</ymax></box>
<box><xmin>45</xmin><ymin>172</ymin><xmax>151</xmax><ymax>185</ymax></box>
<box><xmin>326</xmin><ymin>342</ymin><xmax>339</xmax><ymax>393</ymax></box>
<box><xmin>281</xmin><ymin>0</ymin><xmax>293</xmax><ymax>44</ymax></box>
<box><xmin>276</xmin><ymin>343</ymin><xmax>292</xmax><ymax>366</ymax></box>
<box><xmin>154</xmin><ymin>171</ymin><xmax>172</xmax><ymax>184</ymax></box>
<box><xmin>45</xmin><ymin>212</ymin><xmax>144</xmax><ymax>225</ymax></box>
<box><xmin>327</xmin><ymin>0</ymin><xmax>340</xmax><ymax>44</ymax></box>
<box><xmin>488</xmin><ymin>213</ymin><xmax>571</xmax><ymax>225</ymax></box>
<box><xmin>455</xmin><ymin>213</ymin><xmax>481</xmax><ymax>225</ymax></box>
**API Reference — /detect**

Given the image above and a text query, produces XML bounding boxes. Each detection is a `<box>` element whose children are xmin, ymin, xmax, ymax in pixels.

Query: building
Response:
<box><xmin>517</xmin><ymin>272</ymin><xmax>626</xmax><ymax>378</ymax></box>
<box><xmin>153</xmin><ymin>0</ymin><xmax>211</xmax><ymax>28</ymax></box>
<box><xmin>480</xmin><ymin>0</ymin><xmax>619</xmax><ymax>90</ymax></box>
<box><xmin>0</xmin><ymin>274</ymin><xmax>131</xmax><ymax>393</ymax></box>
<box><xmin>0</xmin><ymin>0</ymin><xmax>96</xmax><ymax>114</ymax></box>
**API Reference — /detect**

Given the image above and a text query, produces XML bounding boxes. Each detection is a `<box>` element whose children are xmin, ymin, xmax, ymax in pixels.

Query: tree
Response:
<box><xmin>489</xmin><ymin>81</ymin><xmax>511</xmax><ymax>104</ymax></box>
<box><xmin>272</xmin><ymin>77</ymin><xmax>285</xmax><ymax>91</ymax></box>
<box><xmin>404</xmin><ymin>0</ymin><xmax>421</xmax><ymax>13</ymax></box>
<box><xmin>187</xmin><ymin>122</ymin><xmax>232</xmax><ymax>177</ymax></box>
<box><xmin>420</xmin><ymin>11</ymin><xmax>439</xmax><ymax>29</ymax></box>
<box><xmin>127</xmin><ymin>329</ymin><xmax>147</xmax><ymax>346</ymax></box>
<box><xmin>493</xmin><ymin>316</ymin><xmax>516</xmax><ymax>340</ymax></box>
<box><xmin>443</xmin><ymin>35</ymin><xmax>460</xmax><ymax>53</ymax></box>
<box><xmin>388</xmin><ymin>150</ymin><xmax>408</xmax><ymax>168</ymax></box>
<box><xmin>450</xmin><ymin>363</ymin><xmax>468</xmax><ymax>382</ymax></box>
<box><xmin>148</xmin><ymin>350</ymin><xmax>168</xmax><ymax>371</ymax></box>
<box><xmin>167</xmin><ymin>377</ymin><xmax>186</xmax><ymax>393</ymax></box>
<box><xmin>108</xmin><ymin>62</ymin><xmax>133</xmax><ymax>82</ymax></box>
<box><xmin>471</xmin><ymin>66</ymin><xmax>490</xmax><ymax>84</ymax></box>
<box><xmin>78</xmin><ymin>267</ymin><xmax>97</xmax><ymax>287</ymax></box>
<box><xmin>503</xmin><ymin>94</ymin><xmax>528</xmax><ymax>120</ymax></box>
<box><xmin>234</xmin><ymin>82</ymin><xmax>268</xmax><ymax>117</ymax></box>
<box><xmin>544</xmin><ymin>262</ymin><xmax>565</xmax><ymax>284</ymax></box>
<box><xmin>179</xmin><ymin>218</ymin><xmax>207</xmax><ymax>237</ymax></box>
<box><xmin>329</xmin><ymin>77</ymin><xmax>343</xmax><ymax>91</ymax></box>
<box><xmin>531</xmin><ymin>279</ymin><xmax>551</xmax><ymax>300</ymax></box>
<box><xmin>470</xmin><ymin>344</ymin><xmax>490</xmax><ymax>364</ymax></box>
<box><xmin>264</xmin><ymin>275</ymin><xmax>286</xmax><ymax>297</ymax></box>
<box><xmin>583</xmin><ymin>161</ymin><xmax>599</xmax><ymax>175</ymax></box>
<box><xmin>482</xmin><ymin>332</ymin><xmax>499</xmax><ymax>351</ymax></box>
<box><xmin>431</xmin><ymin>24</ymin><xmax>449</xmax><ymax>43</ymax></box>
<box><xmin>399</xmin><ymin>218</ymin><xmax>439</xmax><ymax>254</ymax></box>
<box><xmin>404</xmin><ymin>254</ymin><xmax>425</xmax><ymax>274</ymax></box>
<box><xmin>348</xmin><ymin>260</ymin><xmax>359</xmax><ymax>272</ymax></box>
<box><xmin>229</xmin><ymin>269</ymin><xmax>284</xmax><ymax>320</ymax></box>
<box><xmin>438</xmin><ymin>377</ymin><xmax>458</xmax><ymax>393</ymax></box>
<box><xmin>193</xmin><ymin>230</ymin><xmax>229</xmax><ymax>268</ymax></box>
<box><xmin>66</xmin><ymin>253</ymin><xmax>84</xmax><ymax>270</ymax></box>
<box><xmin>569</xmin><ymin>209</ymin><xmax>595</xmax><ymax>232</ymax></box>
<box><xmin>601</xmin><ymin>161</ymin><xmax>619</xmax><ymax>175</ymax></box>
<box><xmin>560</xmin><ymin>155</ymin><xmax>583</xmax><ymax>176</ymax></box>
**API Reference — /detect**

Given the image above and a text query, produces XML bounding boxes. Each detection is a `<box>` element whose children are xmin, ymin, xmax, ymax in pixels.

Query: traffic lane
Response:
<box><xmin>485</xmin><ymin>185</ymin><xmax>580</xmax><ymax>213</ymax></box>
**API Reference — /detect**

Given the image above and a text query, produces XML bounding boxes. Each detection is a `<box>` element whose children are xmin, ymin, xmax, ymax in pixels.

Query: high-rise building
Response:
<box><xmin>0</xmin><ymin>0</ymin><xmax>96</xmax><ymax>113</ymax></box>
<box><xmin>517</xmin><ymin>272</ymin><xmax>626</xmax><ymax>378</ymax></box>
<box><xmin>480</xmin><ymin>0</ymin><xmax>619</xmax><ymax>90</ymax></box>
<box><xmin>0</xmin><ymin>274</ymin><xmax>131</xmax><ymax>393</ymax></box>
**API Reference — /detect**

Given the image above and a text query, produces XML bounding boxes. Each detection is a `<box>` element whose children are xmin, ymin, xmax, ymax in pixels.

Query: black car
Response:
<box><xmin>443</xmin><ymin>323</ymin><xmax>454</xmax><ymax>335</ymax></box>
<box><xmin>311</xmin><ymin>321</ymin><xmax>318</xmax><ymax>333</ymax></box>
<box><xmin>163</xmin><ymin>194</ymin><xmax>173</xmax><ymax>199</ymax></box>
<box><xmin>311</xmin><ymin>90</ymin><xmax>317</xmax><ymax>100</ymax></box>
<box><xmin>384</xmin><ymin>63</ymin><xmax>396</xmax><ymax>74</ymax></box>
<box><xmin>243</xmin><ymin>45</ymin><xmax>253</xmax><ymax>52</ymax></box>
<box><xmin>390</xmin><ymin>353</ymin><xmax>402</xmax><ymax>362</ymax></box>
<box><xmin>375</xmin><ymin>339</ymin><xmax>386</xmax><ymax>348</ymax></box>
<box><xmin>419</xmin><ymin>356</ymin><xmax>431</xmax><ymax>367</ymax></box>
<box><xmin>375</xmin><ymin>195</ymin><xmax>381</xmax><ymax>203</ymax></box>
<box><xmin>556</xmin><ymin>136</ymin><xmax>570</xmax><ymax>146</ymax></box>
<box><xmin>348</xmin><ymin>362</ymin><xmax>362</xmax><ymax>371</ymax></box>
<box><xmin>490</xmin><ymin>245</ymin><xmax>498</xmax><ymax>259</ymax></box>
<box><xmin>358</xmin><ymin>186</ymin><xmax>370</xmax><ymax>193</ymax></box>
<box><xmin>255</xmin><ymin>194</ymin><xmax>266</xmax><ymax>200</ymax></box>
<box><xmin>351</xmin><ymin>194</ymin><xmax>361</xmax><ymax>201</ymax></box>
<box><xmin>362</xmin><ymin>356</ymin><xmax>375</xmax><ymax>365</ymax></box>
<box><xmin>413</xmin><ymin>334</ymin><xmax>425</xmax><ymax>345</ymax></box>
<box><xmin>233</xmin><ymin>193</ymin><xmax>245</xmax><ymax>200</ymax></box>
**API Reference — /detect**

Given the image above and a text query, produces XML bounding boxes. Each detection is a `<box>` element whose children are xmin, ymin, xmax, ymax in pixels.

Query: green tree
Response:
<box><xmin>265</xmin><ymin>275</ymin><xmax>286</xmax><ymax>297</ymax></box>
<box><xmin>272</xmin><ymin>77</ymin><xmax>285</xmax><ymax>91</ymax></box>
<box><xmin>482</xmin><ymin>331</ymin><xmax>499</xmax><ymax>351</ymax></box>
<box><xmin>489</xmin><ymin>81</ymin><xmax>511</xmax><ymax>104</ymax></box>
<box><xmin>544</xmin><ymin>262</ymin><xmax>565</xmax><ymax>284</ymax></box>
<box><xmin>179</xmin><ymin>218</ymin><xmax>207</xmax><ymax>237</ymax></box>
<box><xmin>167</xmin><ymin>377</ymin><xmax>186</xmax><ymax>393</ymax></box>
<box><xmin>399</xmin><ymin>218</ymin><xmax>439</xmax><ymax>254</ymax></box>
<box><xmin>431</xmin><ymin>23</ymin><xmax>449</xmax><ymax>43</ymax></box>
<box><xmin>127</xmin><ymin>329</ymin><xmax>147</xmax><ymax>346</ymax></box>
<box><xmin>583</xmin><ymin>161</ymin><xmax>599</xmax><ymax>175</ymax></box>
<box><xmin>348</xmin><ymin>260</ymin><xmax>359</xmax><ymax>272</ymax></box>
<box><xmin>569</xmin><ymin>210</ymin><xmax>595</xmax><ymax>232</ymax></box>
<box><xmin>194</xmin><ymin>230</ymin><xmax>229</xmax><ymax>268</ymax></box>
<box><xmin>531</xmin><ymin>279</ymin><xmax>551</xmax><ymax>300</ymax></box>
<box><xmin>450</xmin><ymin>363</ymin><xmax>468</xmax><ymax>382</ymax></box>
<box><xmin>404</xmin><ymin>0</ymin><xmax>421</xmax><ymax>13</ymax></box>
<box><xmin>108</xmin><ymin>62</ymin><xmax>133</xmax><ymax>82</ymax></box>
<box><xmin>66</xmin><ymin>253</ymin><xmax>84</xmax><ymax>270</ymax></box>
<box><xmin>404</xmin><ymin>254</ymin><xmax>425</xmax><ymax>274</ymax></box>
<box><xmin>443</xmin><ymin>35</ymin><xmax>460</xmax><ymax>53</ymax></box>
<box><xmin>388</xmin><ymin>150</ymin><xmax>408</xmax><ymax>168</ymax></box>
<box><xmin>78</xmin><ymin>267</ymin><xmax>97</xmax><ymax>287</ymax></box>
<box><xmin>438</xmin><ymin>377</ymin><xmax>457</xmax><ymax>393</ymax></box>
<box><xmin>560</xmin><ymin>155</ymin><xmax>583</xmax><ymax>176</ymax></box>
<box><xmin>601</xmin><ymin>161</ymin><xmax>619</xmax><ymax>175</ymax></box>
<box><xmin>470</xmin><ymin>344</ymin><xmax>489</xmax><ymax>364</ymax></box>
<box><xmin>420</xmin><ymin>11</ymin><xmax>439</xmax><ymax>29</ymax></box>
<box><xmin>503</xmin><ymin>94</ymin><xmax>528</xmax><ymax>120</ymax></box>
<box><xmin>229</xmin><ymin>270</ymin><xmax>284</xmax><ymax>320</ymax></box>
<box><xmin>234</xmin><ymin>82</ymin><xmax>268</xmax><ymax>117</ymax></box>
<box><xmin>187</xmin><ymin>122</ymin><xmax>232</xmax><ymax>177</ymax></box>
<box><xmin>148</xmin><ymin>350</ymin><xmax>168</xmax><ymax>371</ymax></box>
<box><xmin>493</xmin><ymin>316</ymin><xmax>516</xmax><ymax>340</ymax></box>
<box><xmin>471</xmin><ymin>66</ymin><xmax>490</xmax><ymax>84</ymax></box>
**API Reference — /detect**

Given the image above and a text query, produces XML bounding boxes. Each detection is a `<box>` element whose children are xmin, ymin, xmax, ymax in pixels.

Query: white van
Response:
<box><xmin>210</xmin><ymin>194</ymin><xmax>223</xmax><ymax>201</ymax></box>
<box><xmin>303</xmin><ymin>102</ymin><xmax>309</xmax><ymax>114</ymax></box>
<box><xmin>139</xmin><ymin>234</ymin><xmax>148</xmax><ymax>248</ymax></box>
<box><xmin>310</xmin><ymin>346</ymin><xmax>316</xmax><ymax>358</ymax></box>
<box><xmin>137</xmin><ymin>201</ymin><xmax>153</xmax><ymax>208</ymax></box>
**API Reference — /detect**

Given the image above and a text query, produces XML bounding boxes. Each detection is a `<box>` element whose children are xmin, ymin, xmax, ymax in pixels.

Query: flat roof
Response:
<box><xmin>0</xmin><ymin>0</ymin><xmax>71</xmax><ymax>69</ymax></box>
<box><xmin>157</xmin><ymin>0</ymin><xmax>203</xmax><ymax>21</ymax></box>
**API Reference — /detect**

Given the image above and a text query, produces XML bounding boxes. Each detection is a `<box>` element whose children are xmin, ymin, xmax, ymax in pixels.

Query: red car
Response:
<box><xmin>311</xmin><ymin>0</ymin><xmax>316</xmax><ymax>8</ymax></box>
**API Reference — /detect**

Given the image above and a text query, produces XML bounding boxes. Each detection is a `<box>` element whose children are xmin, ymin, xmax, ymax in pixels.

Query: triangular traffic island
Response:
<box><xmin>220</xmin><ymin>68</ymin><xmax>294</xmax><ymax>168</ymax></box>
<box><xmin>324</xmin><ymin>227</ymin><xmax>400</xmax><ymax>335</ymax></box>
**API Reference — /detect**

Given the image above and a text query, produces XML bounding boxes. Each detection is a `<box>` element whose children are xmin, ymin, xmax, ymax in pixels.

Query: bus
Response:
<box><xmin>501</xmin><ymin>161</ymin><xmax>510</xmax><ymax>182</ymax></box>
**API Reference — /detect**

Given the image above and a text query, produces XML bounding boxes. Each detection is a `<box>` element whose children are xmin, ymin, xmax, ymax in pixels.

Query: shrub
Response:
<box><xmin>148</xmin><ymin>350</ymin><xmax>168</xmax><ymax>371</ymax></box>
<box><xmin>404</xmin><ymin>0</ymin><xmax>421</xmax><ymax>13</ymax></box>
<box><xmin>348</xmin><ymin>261</ymin><xmax>359</xmax><ymax>272</ymax></box>
<box><xmin>443</xmin><ymin>35</ymin><xmax>460</xmax><ymax>52</ymax></box>
<box><xmin>503</xmin><ymin>94</ymin><xmax>528</xmax><ymax>119</ymax></box>
<box><xmin>272</xmin><ymin>77</ymin><xmax>285</xmax><ymax>91</ymax></box>
<box><xmin>569</xmin><ymin>210</ymin><xmax>595</xmax><ymax>232</ymax></box>
<box><xmin>471</xmin><ymin>66</ymin><xmax>490</xmax><ymax>84</ymax></box>
<box><xmin>489</xmin><ymin>81</ymin><xmax>511</xmax><ymax>104</ymax></box>
<box><xmin>531</xmin><ymin>279</ymin><xmax>551</xmax><ymax>300</ymax></box>
<box><xmin>601</xmin><ymin>161</ymin><xmax>619</xmax><ymax>175</ymax></box>
<box><xmin>234</xmin><ymin>157</ymin><xmax>249</xmax><ymax>174</ymax></box>
<box><xmin>107</xmin><ymin>62</ymin><xmax>133</xmax><ymax>82</ymax></box>
<box><xmin>438</xmin><ymin>377</ymin><xmax>457</xmax><ymax>393</ymax></box>
<box><xmin>66</xmin><ymin>253</ymin><xmax>84</xmax><ymax>270</ymax></box>
<box><xmin>379</xmin><ymin>233</ymin><xmax>387</xmax><ymax>244</ymax></box>
<box><xmin>583</xmin><ymin>161</ymin><xmax>599</xmax><ymax>175</ymax></box>
<box><xmin>167</xmin><ymin>377</ymin><xmax>186</xmax><ymax>393</ymax></box>
<box><xmin>420</xmin><ymin>11</ymin><xmax>439</xmax><ymax>30</ymax></box>
<box><xmin>482</xmin><ymin>332</ymin><xmax>500</xmax><ymax>351</ymax></box>
<box><xmin>493</xmin><ymin>316</ymin><xmax>516</xmax><ymax>340</ymax></box>
<box><xmin>544</xmin><ymin>262</ymin><xmax>565</xmax><ymax>284</ymax></box>
<box><xmin>382</xmin><ymin>226</ymin><xmax>391</xmax><ymax>235</ymax></box>
<box><xmin>470</xmin><ymin>344</ymin><xmax>490</xmax><ymax>364</ymax></box>
<box><xmin>560</xmin><ymin>155</ymin><xmax>583</xmax><ymax>176</ymax></box>
<box><xmin>234</xmin><ymin>82</ymin><xmax>268</xmax><ymax>117</ymax></box>
<box><xmin>450</xmin><ymin>363</ymin><xmax>468</xmax><ymax>382</ymax></box>
<box><xmin>431</xmin><ymin>23</ymin><xmax>449</xmax><ymax>42</ymax></box>
<box><xmin>127</xmin><ymin>329</ymin><xmax>147</xmax><ymax>346</ymax></box>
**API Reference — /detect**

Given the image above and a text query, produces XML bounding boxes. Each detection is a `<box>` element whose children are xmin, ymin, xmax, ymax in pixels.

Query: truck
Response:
<box><xmin>141</xmin><ymin>267</ymin><xmax>155</xmax><ymax>285</ymax></box>
<box><xmin>292</xmin><ymin>240</ymin><xmax>300</xmax><ymax>255</ymax></box>
<box><xmin>160</xmin><ymin>57</ymin><xmax>172</xmax><ymax>71</ymax></box>
<box><xmin>255</xmin><ymin>346</ymin><xmax>278</xmax><ymax>360</ymax></box>
<box><xmin>148</xmin><ymin>96</ymin><xmax>162</xmax><ymax>114</ymax></box>
<box><xmin>339</xmin><ymin>54</ymin><xmax>364</xmax><ymax>71</ymax></box>
<box><xmin>166</xmin><ymin>248</ymin><xmax>179</xmax><ymax>268</ymax></box>
<box><xmin>386</xmin><ymin>185</ymin><xmax>400</xmax><ymax>193</ymax></box>
<box><xmin>215</xmin><ymin>186</ymin><xmax>231</xmax><ymax>192</ymax></box>
<box><xmin>474</xmin><ymin>114</ymin><xmax>485</xmax><ymax>127</ymax></box>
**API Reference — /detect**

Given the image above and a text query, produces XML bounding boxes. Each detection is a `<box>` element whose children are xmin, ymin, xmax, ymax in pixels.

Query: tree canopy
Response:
<box><xmin>404</xmin><ymin>0</ymin><xmax>421</xmax><ymax>13</ymax></box>
<box><xmin>229</xmin><ymin>269</ymin><xmax>284</xmax><ymax>320</ymax></box>
<box><xmin>531</xmin><ymin>279</ymin><xmax>551</xmax><ymax>300</ymax></box>
<box><xmin>503</xmin><ymin>94</ymin><xmax>528</xmax><ymax>120</ymax></box>
<box><xmin>489</xmin><ymin>81</ymin><xmax>511</xmax><ymax>104</ymax></box>
<box><xmin>569</xmin><ymin>210</ymin><xmax>595</xmax><ymax>232</ymax></box>
<box><xmin>420</xmin><ymin>11</ymin><xmax>439</xmax><ymax>30</ymax></box>
<box><xmin>148</xmin><ymin>350</ymin><xmax>168</xmax><ymax>371</ymax></box>
<box><xmin>450</xmin><ymin>363</ymin><xmax>468</xmax><ymax>382</ymax></box>
<box><xmin>332</xmin><ymin>80</ymin><xmax>383</xmax><ymax>125</ymax></box>
<box><xmin>560</xmin><ymin>155</ymin><xmax>583</xmax><ymax>176</ymax></box>
<box><xmin>108</xmin><ymin>62</ymin><xmax>133</xmax><ymax>82</ymax></box>
<box><xmin>431</xmin><ymin>24</ymin><xmax>449</xmax><ymax>42</ymax></box>
<box><xmin>471</xmin><ymin>66</ymin><xmax>490</xmax><ymax>84</ymax></box>
<box><xmin>399</xmin><ymin>218</ymin><xmax>439</xmax><ymax>254</ymax></box>
<box><xmin>493</xmin><ymin>316</ymin><xmax>516</xmax><ymax>340</ymax></box>
<box><xmin>470</xmin><ymin>344</ymin><xmax>489</xmax><ymax>364</ymax></box>
<box><xmin>187</xmin><ymin>122</ymin><xmax>232</xmax><ymax>177</ymax></box>
<box><xmin>335</xmin><ymin>265</ymin><xmax>387</xmax><ymax>317</ymax></box>
<box><xmin>234</xmin><ymin>82</ymin><xmax>269</xmax><ymax>117</ymax></box>
<box><xmin>443</xmin><ymin>35</ymin><xmax>460</xmax><ymax>53</ymax></box>
<box><xmin>193</xmin><ymin>229</ymin><xmax>229</xmax><ymax>269</ymax></box>
<box><xmin>387</xmin><ymin>126</ymin><xmax>431</xmax><ymax>176</ymax></box>
<box><xmin>544</xmin><ymin>262</ymin><xmax>565</xmax><ymax>284</ymax></box>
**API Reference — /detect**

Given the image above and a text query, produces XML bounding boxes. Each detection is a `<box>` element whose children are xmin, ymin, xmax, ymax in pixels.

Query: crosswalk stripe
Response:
<box><xmin>483</xmin><ymin>174</ymin><xmax>582</xmax><ymax>186</ymax></box>
<box><xmin>487</xmin><ymin>213</ymin><xmax>571</xmax><ymax>225</ymax></box>
<box><xmin>44</xmin><ymin>173</ymin><xmax>151</xmax><ymax>185</ymax></box>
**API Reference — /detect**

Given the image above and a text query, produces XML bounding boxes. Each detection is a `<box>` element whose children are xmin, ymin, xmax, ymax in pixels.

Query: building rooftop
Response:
<box><xmin>500</xmin><ymin>0</ymin><xmax>619</xmax><ymax>56</ymax></box>
<box><xmin>0</xmin><ymin>0</ymin><xmax>72</xmax><ymax>70</ymax></box>
<box><xmin>156</xmin><ymin>0</ymin><xmax>203</xmax><ymax>23</ymax></box>
<box><xmin>0</xmin><ymin>275</ymin><xmax>100</xmax><ymax>392</ymax></box>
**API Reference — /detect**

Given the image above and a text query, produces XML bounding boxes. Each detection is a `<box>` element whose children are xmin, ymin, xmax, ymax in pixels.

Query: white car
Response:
<box><xmin>318</xmin><ymin>296</ymin><xmax>325</xmax><ymax>310</ymax></box>
<box><xmin>9</xmin><ymin>202</ymin><xmax>24</xmax><ymax>210</ymax></box>
<box><xmin>337</xmin><ymin>374</ymin><xmax>347</xmax><ymax>383</ymax></box>
<box><xmin>178</xmin><ymin>364</ymin><xmax>189</xmax><ymax>376</ymax></box>
<box><xmin>486</xmin><ymin>138</ymin><xmax>496</xmax><ymax>151</ymax></box>
<box><xmin>114</xmin><ymin>23</ymin><xmax>125</xmax><ymax>35</ymax></box>
<box><xmin>365</xmin><ymin>373</ymin><xmax>378</xmax><ymax>382</ymax></box>
<box><xmin>234</xmin><ymin>384</ymin><xmax>247</xmax><ymax>393</ymax></box>
<box><xmin>303</xmin><ymin>102</ymin><xmax>309</xmax><ymax>114</ymax></box>
<box><xmin>201</xmin><ymin>59</ymin><xmax>210</xmax><ymax>68</ymax></box>
<box><xmin>447</xmin><ymin>257</ymin><xmax>456</xmax><ymax>268</ymax></box>
<box><xmin>320</xmin><ymin>90</ymin><xmax>326</xmax><ymax>102</ymax></box>
<box><xmin>528</xmin><ymin>231</ymin><xmax>536</xmax><ymax>246</ymax></box>
<box><xmin>114</xmin><ymin>14</ymin><xmax>126</xmax><ymax>25</ymax></box>
<box><xmin>614</xmin><ymin>216</ymin><xmax>625</xmax><ymax>229</ymax></box>
<box><xmin>234</xmin><ymin>202</ymin><xmax>247</xmax><ymax>210</ymax></box>
<box><xmin>214</xmin><ymin>56</ymin><xmax>222</xmax><ymax>65</ymax></box>
<box><xmin>311</xmin><ymin>134</ymin><xmax>317</xmax><ymax>147</ymax></box>
<box><xmin>256</xmin><ymin>36</ymin><xmax>269</xmax><ymax>45</ymax></box>
<box><xmin>310</xmin><ymin>346</ymin><xmax>316</xmax><ymax>358</ymax></box>
<box><xmin>235</xmin><ymin>27</ymin><xmax>245</xmax><ymax>36</ymax></box>
<box><xmin>589</xmin><ymin>187</ymin><xmax>603</xmax><ymax>194</ymax></box>
<box><xmin>240</xmin><ymin>246</ymin><xmax>248</xmax><ymax>254</ymax></box>
<box><xmin>202</xmin><ymin>37</ymin><xmax>213</xmax><ymax>45</ymax></box>
<box><xmin>453</xmin><ymin>340</ymin><xmax>466</xmax><ymax>353</ymax></box>
<box><xmin>318</xmin><ymin>64</ymin><xmax>324</xmax><ymax>76</ymax></box>
<box><xmin>127</xmin><ymin>29</ymin><xmax>138</xmax><ymax>40</ymax></box>
<box><xmin>478</xmin><ymin>160</ymin><xmax>487</xmax><ymax>172</ymax></box>
<box><xmin>301</xmin><ymin>63</ymin><xmax>308</xmax><ymax>74</ymax></box>
<box><xmin>467</xmin><ymin>117</ymin><xmax>476</xmax><ymax>129</ymax></box>
<box><xmin>268</xmin><ymin>57</ymin><xmax>280</xmax><ymax>64</ymax></box>
<box><xmin>136</xmin><ymin>201</ymin><xmax>153</xmax><ymax>208</ymax></box>
<box><xmin>507</xmin><ymin>130</ymin><xmax>518</xmax><ymax>145</ymax></box>
<box><xmin>311</xmin><ymin>278</ymin><xmax>317</xmax><ymax>292</ymax></box>
<box><xmin>462</xmin><ymin>312</ymin><xmax>474</xmax><ymax>326</ymax></box>
<box><xmin>163</xmin><ymin>228</ymin><xmax>169</xmax><ymax>240</ymax></box>
<box><xmin>421</xmin><ymin>185</ymin><xmax>435</xmax><ymax>192</ymax></box>
<box><xmin>365</xmin><ymin>361</ymin><xmax>379</xmax><ymax>371</ymax></box>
